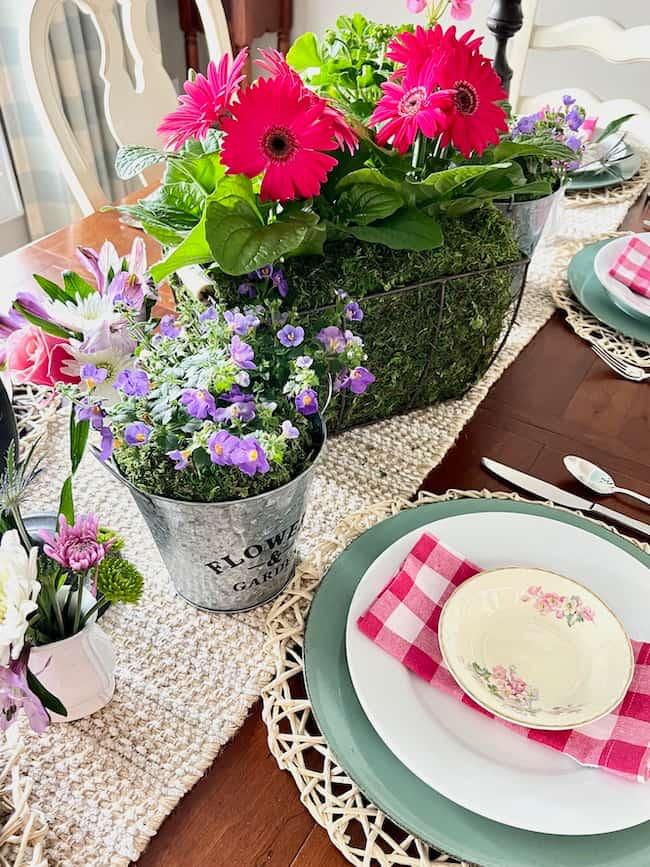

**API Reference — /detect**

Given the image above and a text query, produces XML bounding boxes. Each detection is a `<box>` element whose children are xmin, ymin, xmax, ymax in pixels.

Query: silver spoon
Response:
<box><xmin>564</xmin><ymin>456</ymin><xmax>650</xmax><ymax>509</ymax></box>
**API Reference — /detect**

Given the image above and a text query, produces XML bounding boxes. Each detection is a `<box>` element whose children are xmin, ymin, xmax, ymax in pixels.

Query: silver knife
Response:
<box><xmin>481</xmin><ymin>457</ymin><xmax>650</xmax><ymax>539</ymax></box>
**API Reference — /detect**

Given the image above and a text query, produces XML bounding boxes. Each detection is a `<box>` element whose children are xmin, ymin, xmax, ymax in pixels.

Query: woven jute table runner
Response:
<box><xmin>12</xmin><ymin>164</ymin><xmax>647</xmax><ymax>865</ymax></box>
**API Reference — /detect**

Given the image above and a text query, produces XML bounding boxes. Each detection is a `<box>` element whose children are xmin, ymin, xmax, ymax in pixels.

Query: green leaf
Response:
<box><xmin>596</xmin><ymin>114</ymin><xmax>636</xmax><ymax>143</ymax></box>
<box><xmin>63</xmin><ymin>270</ymin><xmax>95</xmax><ymax>300</ymax></box>
<box><xmin>166</xmin><ymin>152</ymin><xmax>226</xmax><ymax>196</ymax></box>
<box><xmin>336</xmin><ymin>168</ymin><xmax>400</xmax><ymax>192</ymax></box>
<box><xmin>32</xmin><ymin>274</ymin><xmax>68</xmax><ymax>303</ymax></box>
<box><xmin>69</xmin><ymin>411</ymin><xmax>89</xmax><ymax>473</ymax></box>
<box><xmin>419</xmin><ymin>163</ymin><xmax>512</xmax><ymax>198</ymax></box>
<box><xmin>285</xmin><ymin>224</ymin><xmax>327</xmax><ymax>258</ymax></box>
<box><xmin>206</xmin><ymin>199</ymin><xmax>319</xmax><ymax>275</ymax></box>
<box><xmin>57</xmin><ymin>476</ymin><xmax>74</xmax><ymax>527</ymax></box>
<box><xmin>492</xmin><ymin>138</ymin><xmax>576</xmax><ymax>163</ymax></box>
<box><xmin>12</xmin><ymin>301</ymin><xmax>76</xmax><ymax>340</ymax></box>
<box><xmin>286</xmin><ymin>32</ymin><xmax>322</xmax><ymax>71</ymax></box>
<box><xmin>27</xmin><ymin>668</ymin><xmax>67</xmax><ymax>717</ymax></box>
<box><xmin>115</xmin><ymin>145</ymin><xmax>166</xmax><ymax>180</ymax></box>
<box><xmin>346</xmin><ymin>207</ymin><xmax>442</xmax><ymax>251</ymax></box>
<box><xmin>337</xmin><ymin>183</ymin><xmax>403</xmax><ymax>225</ymax></box>
<box><xmin>149</xmin><ymin>219</ymin><xmax>212</xmax><ymax>283</ymax></box>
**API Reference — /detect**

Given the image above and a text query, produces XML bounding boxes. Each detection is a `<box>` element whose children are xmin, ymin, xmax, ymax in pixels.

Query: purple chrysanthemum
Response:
<box><xmin>277</xmin><ymin>324</ymin><xmax>304</xmax><ymax>348</ymax></box>
<box><xmin>295</xmin><ymin>388</ymin><xmax>319</xmax><ymax>416</ymax></box>
<box><xmin>114</xmin><ymin>368</ymin><xmax>150</xmax><ymax>397</ymax></box>
<box><xmin>124</xmin><ymin>422</ymin><xmax>152</xmax><ymax>446</ymax></box>
<box><xmin>41</xmin><ymin>512</ymin><xmax>113</xmax><ymax>572</ymax></box>
<box><xmin>180</xmin><ymin>388</ymin><xmax>216</xmax><ymax>420</ymax></box>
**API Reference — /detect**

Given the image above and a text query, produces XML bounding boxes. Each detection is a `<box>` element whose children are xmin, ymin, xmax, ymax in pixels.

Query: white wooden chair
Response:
<box><xmin>21</xmin><ymin>0</ymin><xmax>232</xmax><ymax>216</ymax></box>
<box><xmin>509</xmin><ymin>3</ymin><xmax>650</xmax><ymax>142</ymax></box>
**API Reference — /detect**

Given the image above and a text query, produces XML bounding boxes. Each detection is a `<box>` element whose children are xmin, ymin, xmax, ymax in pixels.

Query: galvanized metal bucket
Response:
<box><xmin>495</xmin><ymin>186</ymin><xmax>565</xmax><ymax>257</ymax></box>
<box><xmin>96</xmin><ymin>428</ymin><xmax>325</xmax><ymax>613</ymax></box>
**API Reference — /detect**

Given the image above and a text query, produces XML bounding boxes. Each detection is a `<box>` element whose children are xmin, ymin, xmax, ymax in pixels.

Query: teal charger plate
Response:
<box><xmin>568</xmin><ymin>240</ymin><xmax>650</xmax><ymax>345</ymax></box>
<box><xmin>568</xmin><ymin>145</ymin><xmax>641</xmax><ymax>191</ymax></box>
<box><xmin>303</xmin><ymin>498</ymin><xmax>650</xmax><ymax>867</ymax></box>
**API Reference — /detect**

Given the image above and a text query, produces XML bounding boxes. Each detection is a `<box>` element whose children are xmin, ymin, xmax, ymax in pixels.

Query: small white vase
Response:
<box><xmin>30</xmin><ymin>619</ymin><xmax>116</xmax><ymax>723</ymax></box>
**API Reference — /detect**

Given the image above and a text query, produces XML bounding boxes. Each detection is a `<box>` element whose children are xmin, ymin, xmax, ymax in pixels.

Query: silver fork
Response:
<box><xmin>591</xmin><ymin>345</ymin><xmax>650</xmax><ymax>381</ymax></box>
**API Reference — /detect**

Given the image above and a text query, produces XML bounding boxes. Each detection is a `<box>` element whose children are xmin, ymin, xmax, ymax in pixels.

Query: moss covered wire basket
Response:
<box><xmin>196</xmin><ymin>206</ymin><xmax>529</xmax><ymax>433</ymax></box>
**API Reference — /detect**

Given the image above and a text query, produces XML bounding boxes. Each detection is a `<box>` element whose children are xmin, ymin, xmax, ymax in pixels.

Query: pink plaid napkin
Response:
<box><xmin>608</xmin><ymin>236</ymin><xmax>650</xmax><ymax>298</ymax></box>
<box><xmin>358</xmin><ymin>532</ymin><xmax>650</xmax><ymax>783</ymax></box>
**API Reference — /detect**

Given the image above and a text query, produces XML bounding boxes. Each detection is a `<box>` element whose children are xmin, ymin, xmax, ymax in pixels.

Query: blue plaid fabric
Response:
<box><xmin>0</xmin><ymin>1</ymin><xmax>159</xmax><ymax>241</ymax></box>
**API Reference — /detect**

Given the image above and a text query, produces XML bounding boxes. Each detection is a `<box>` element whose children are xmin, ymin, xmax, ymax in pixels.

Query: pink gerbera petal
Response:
<box><xmin>156</xmin><ymin>49</ymin><xmax>248</xmax><ymax>151</ymax></box>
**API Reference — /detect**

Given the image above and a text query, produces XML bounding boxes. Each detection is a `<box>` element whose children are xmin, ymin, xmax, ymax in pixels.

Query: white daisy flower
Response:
<box><xmin>0</xmin><ymin>531</ymin><xmax>40</xmax><ymax>667</ymax></box>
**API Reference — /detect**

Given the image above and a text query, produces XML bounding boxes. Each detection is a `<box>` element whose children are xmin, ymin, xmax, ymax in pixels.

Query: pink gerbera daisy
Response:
<box><xmin>256</xmin><ymin>49</ymin><xmax>358</xmax><ymax>155</ymax></box>
<box><xmin>434</xmin><ymin>29</ymin><xmax>508</xmax><ymax>157</ymax></box>
<box><xmin>221</xmin><ymin>73</ymin><xmax>346</xmax><ymax>202</ymax></box>
<box><xmin>369</xmin><ymin>59</ymin><xmax>454</xmax><ymax>154</ymax></box>
<box><xmin>156</xmin><ymin>50</ymin><xmax>248</xmax><ymax>151</ymax></box>
<box><xmin>387</xmin><ymin>25</ymin><xmax>482</xmax><ymax>77</ymax></box>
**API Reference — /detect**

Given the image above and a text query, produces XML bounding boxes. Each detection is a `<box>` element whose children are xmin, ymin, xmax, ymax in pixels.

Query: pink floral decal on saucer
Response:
<box><xmin>521</xmin><ymin>585</ymin><xmax>595</xmax><ymax>627</ymax></box>
<box><xmin>470</xmin><ymin>662</ymin><xmax>584</xmax><ymax>717</ymax></box>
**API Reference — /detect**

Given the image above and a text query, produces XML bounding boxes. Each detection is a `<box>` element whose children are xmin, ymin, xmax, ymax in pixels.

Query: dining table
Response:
<box><xmin>1</xmin><ymin>185</ymin><xmax>649</xmax><ymax>866</ymax></box>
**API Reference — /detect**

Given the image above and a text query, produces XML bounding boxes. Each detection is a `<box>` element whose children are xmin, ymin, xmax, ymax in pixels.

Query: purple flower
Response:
<box><xmin>80</xmin><ymin>364</ymin><xmax>108</xmax><ymax>390</ymax></box>
<box><xmin>180</xmin><ymin>388</ymin><xmax>217</xmax><ymax>420</ymax></box>
<box><xmin>344</xmin><ymin>329</ymin><xmax>363</xmax><ymax>347</ymax></box>
<box><xmin>213</xmin><ymin>400</ymin><xmax>256</xmax><ymax>424</ymax></box>
<box><xmin>296</xmin><ymin>355</ymin><xmax>313</xmax><ymax>369</ymax></box>
<box><xmin>76</xmin><ymin>397</ymin><xmax>106</xmax><ymax>431</ymax></box>
<box><xmin>98</xmin><ymin>424</ymin><xmax>114</xmax><ymax>462</ymax></box>
<box><xmin>224</xmin><ymin>309</ymin><xmax>258</xmax><ymax>336</ymax></box>
<box><xmin>0</xmin><ymin>651</ymin><xmax>49</xmax><ymax>734</ymax></box>
<box><xmin>281</xmin><ymin>420</ymin><xmax>300</xmax><ymax>439</ymax></box>
<box><xmin>199</xmin><ymin>306</ymin><xmax>218</xmax><ymax>323</ymax></box>
<box><xmin>14</xmin><ymin>292</ymin><xmax>52</xmax><ymax>323</ymax></box>
<box><xmin>256</xmin><ymin>265</ymin><xmax>274</xmax><ymax>280</ymax></box>
<box><xmin>160</xmin><ymin>315</ymin><xmax>182</xmax><ymax>338</ymax></box>
<box><xmin>277</xmin><ymin>324</ymin><xmax>304</xmax><ymax>348</ymax></box>
<box><xmin>208</xmin><ymin>430</ymin><xmax>237</xmax><ymax>465</ymax></box>
<box><xmin>295</xmin><ymin>388</ymin><xmax>319</xmax><ymax>416</ymax></box>
<box><xmin>272</xmin><ymin>270</ymin><xmax>289</xmax><ymax>298</ymax></box>
<box><xmin>41</xmin><ymin>512</ymin><xmax>113</xmax><ymax>572</ymax></box>
<box><xmin>344</xmin><ymin>301</ymin><xmax>364</xmax><ymax>321</ymax></box>
<box><xmin>563</xmin><ymin>94</ymin><xmax>576</xmax><ymax>106</ymax></box>
<box><xmin>565</xmin><ymin>135</ymin><xmax>582</xmax><ymax>153</ymax></box>
<box><xmin>238</xmin><ymin>282</ymin><xmax>257</xmax><ymax>298</ymax></box>
<box><xmin>124</xmin><ymin>422</ymin><xmax>152</xmax><ymax>446</ymax></box>
<box><xmin>235</xmin><ymin>371</ymin><xmax>250</xmax><ymax>387</ymax></box>
<box><xmin>333</xmin><ymin>368</ymin><xmax>351</xmax><ymax>392</ymax></box>
<box><xmin>334</xmin><ymin>288</ymin><xmax>348</xmax><ymax>300</ymax></box>
<box><xmin>167</xmin><ymin>448</ymin><xmax>191</xmax><ymax>470</ymax></box>
<box><xmin>219</xmin><ymin>386</ymin><xmax>254</xmax><ymax>404</ymax></box>
<box><xmin>114</xmin><ymin>368</ymin><xmax>150</xmax><ymax>397</ymax></box>
<box><xmin>566</xmin><ymin>109</ymin><xmax>583</xmax><ymax>131</ymax></box>
<box><xmin>106</xmin><ymin>238</ymin><xmax>153</xmax><ymax>311</ymax></box>
<box><xmin>231</xmin><ymin>437</ymin><xmax>269</xmax><ymax>477</ymax></box>
<box><xmin>230</xmin><ymin>335</ymin><xmax>256</xmax><ymax>370</ymax></box>
<box><xmin>317</xmin><ymin>326</ymin><xmax>346</xmax><ymax>354</ymax></box>
<box><xmin>513</xmin><ymin>114</ymin><xmax>536</xmax><ymax>136</ymax></box>
<box><xmin>349</xmin><ymin>366</ymin><xmax>375</xmax><ymax>394</ymax></box>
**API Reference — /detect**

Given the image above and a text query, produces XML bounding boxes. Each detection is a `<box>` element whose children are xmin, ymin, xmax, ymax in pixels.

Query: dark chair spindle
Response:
<box><xmin>487</xmin><ymin>0</ymin><xmax>524</xmax><ymax>95</ymax></box>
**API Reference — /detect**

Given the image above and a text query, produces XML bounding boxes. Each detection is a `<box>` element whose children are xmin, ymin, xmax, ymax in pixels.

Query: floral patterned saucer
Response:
<box><xmin>439</xmin><ymin>567</ymin><xmax>634</xmax><ymax>729</ymax></box>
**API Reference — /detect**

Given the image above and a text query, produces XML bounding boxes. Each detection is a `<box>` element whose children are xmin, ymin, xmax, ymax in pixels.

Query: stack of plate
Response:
<box><xmin>568</xmin><ymin>234</ymin><xmax>650</xmax><ymax>346</ymax></box>
<box><xmin>304</xmin><ymin>498</ymin><xmax>650</xmax><ymax>866</ymax></box>
<box><xmin>567</xmin><ymin>139</ymin><xmax>641</xmax><ymax>192</ymax></box>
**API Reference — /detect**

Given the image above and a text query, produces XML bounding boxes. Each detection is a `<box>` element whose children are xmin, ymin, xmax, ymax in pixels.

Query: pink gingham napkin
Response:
<box><xmin>608</xmin><ymin>236</ymin><xmax>650</xmax><ymax>298</ymax></box>
<box><xmin>357</xmin><ymin>532</ymin><xmax>650</xmax><ymax>783</ymax></box>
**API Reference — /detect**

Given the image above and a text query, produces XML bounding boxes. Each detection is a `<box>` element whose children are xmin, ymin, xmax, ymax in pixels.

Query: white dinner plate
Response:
<box><xmin>594</xmin><ymin>233</ymin><xmax>650</xmax><ymax>321</ymax></box>
<box><xmin>346</xmin><ymin>511</ymin><xmax>650</xmax><ymax>836</ymax></box>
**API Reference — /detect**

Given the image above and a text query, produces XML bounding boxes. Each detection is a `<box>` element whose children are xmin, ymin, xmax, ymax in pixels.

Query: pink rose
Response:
<box><xmin>406</xmin><ymin>0</ymin><xmax>427</xmax><ymax>12</ymax></box>
<box><xmin>5</xmin><ymin>326</ymin><xmax>78</xmax><ymax>387</ymax></box>
<box><xmin>451</xmin><ymin>0</ymin><xmax>473</xmax><ymax>20</ymax></box>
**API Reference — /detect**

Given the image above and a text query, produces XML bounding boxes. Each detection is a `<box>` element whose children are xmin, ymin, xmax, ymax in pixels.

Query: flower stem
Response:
<box><xmin>79</xmin><ymin>595</ymin><xmax>104</xmax><ymax>631</ymax></box>
<box><xmin>72</xmin><ymin>573</ymin><xmax>84</xmax><ymax>635</ymax></box>
<box><xmin>10</xmin><ymin>506</ymin><xmax>32</xmax><ymax>553</ymax></box>
<box><xmin>52</xmin><ymin>587</ymin><xmax>66</xmax><ymax>639</ymax></box>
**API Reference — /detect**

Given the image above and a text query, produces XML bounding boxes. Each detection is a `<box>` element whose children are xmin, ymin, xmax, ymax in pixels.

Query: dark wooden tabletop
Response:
<box><xmin>1</xmin><ymin>190</ymin><xmax>649</xmax><ymax>867</ymax></box>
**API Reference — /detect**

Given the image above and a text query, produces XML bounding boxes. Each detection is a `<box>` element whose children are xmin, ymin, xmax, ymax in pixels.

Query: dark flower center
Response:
<box><xmin>262</xmin><ymin>126</ymin><xmax>297</xmax><ymax>162</ymax></box>
<box><xmin>453</xmin><ymin>80</ymin><xmax>479</xmax><ymax>116</ymax></box>
<box><xmin>398</xmin><ymin>86</ymin><xmax>427</xmax><ymax>118</ymax></box>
